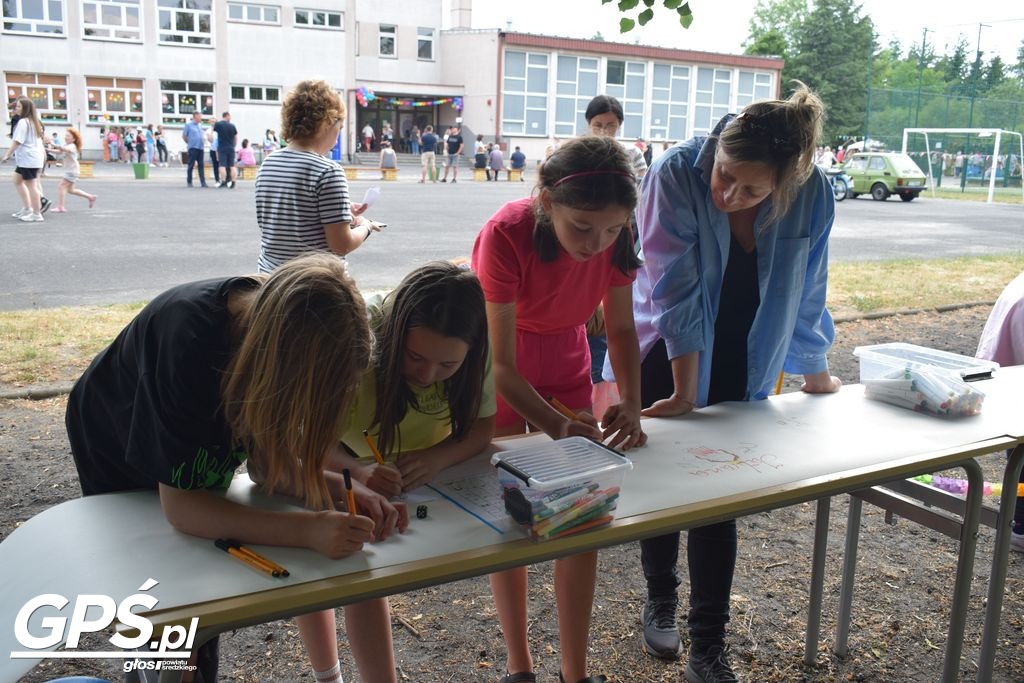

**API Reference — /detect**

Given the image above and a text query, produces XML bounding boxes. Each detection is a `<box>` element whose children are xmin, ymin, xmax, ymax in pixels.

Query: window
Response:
<box><xmin>3</xmin><ymin>0</ymin><xmax>65</xmax><ymax>34</ymax></box>
<box><xmin>157</xmin><ymin>0</ymin><xmax>211</xmax><ymax>46</ymax></box>
<box><xmin>82</xmin><ymin>0</ymin><xmax>141</xmax><ymax>41</ymax></box>
<box><xmin>693</xmin><ymin>67</ymin><xmax>731</xmax><ymax>135</ymax></box>
<box><xmin>227</xmin><ymin>2</ymin><xmax>278</xmax><ymax>25</ymax></box>
<box><xmin>85</xmin><ymin>76</ymin><xmax>143</xmax><ymax>124</ymax></box>
<box><xmin>160</xmin><ymin>80</ymin><xmax>213</xmax><ymax>124</ymax></box>
<box><xmin>5</xmin><ymin>73</ymin><xmax>68</xmax><ymax>122</ymax></box>
<box><xmin>378</xmin><ymin>24</ymin><xmax>395</xmax><ymax>56</ymax></box>
<box><xmin>735</xmin><ymin>71</ymin><xmax>772</xmax><ymax>108</ymax></box>
<box><xmin>605</xmin><ymin>59</ymin><xmax>645</xmax><ymax>139</ymax></box>
<box><xmin>502</xmin><ymin>50</ymin><xmax>548</xmax><ymax>136</ymax></box>
<box><xmin>294</xmin><ymin>8</ymin><xmax>340</xmax><ymax>29</ymax></box>
<box><xmin>554</xmin><ymin>55</ymin><xmax>598</xmax><ymax>136</ymax></box>
<box><xmin>868</xmin><ymin>156</ymin><xmax>887</xmax><ymax>171</ymax></box>
<box><xmin>650</xmin><ymin>64</ymin><xmax>689</xmax><ymax>142</ymax></box>
<box><xmin>417</xmin><ymin>27</ymin><xmax>433</xmax><ymax>60</ymax></box>
<box><xmin>230</xmin><ymin>84</ymin><xmax>281</xmax><ymax>104</ymax></box>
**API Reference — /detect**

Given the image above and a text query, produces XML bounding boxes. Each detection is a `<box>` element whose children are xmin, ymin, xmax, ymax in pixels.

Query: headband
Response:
<box><xmin>552</xmin><ymin>169</ymin><xmax>636</xmax><ymax>188</ymax></box>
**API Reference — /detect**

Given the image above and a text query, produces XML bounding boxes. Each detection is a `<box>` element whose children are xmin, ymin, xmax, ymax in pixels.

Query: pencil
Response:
<box><xmin>226</xmin><ymin>539</ymin><xmax>290</xmax><ymax>577</ymax></box>
<box><xmin>214</xmin><ymin>539</ymin><xmax>279</xmax><ymax>577</ymax></box>
<box><xmin>343</xmin><ymin>468</ymin><xmax>358</xmax><ymax>516</ymax></box>
<box><xmin>774</xmin><ymin>371</ymin><xmax>784</xmax><ymax>395</ymax></box>
<box><xmin>362</xmin><ymin>429</ymin><xmax>386</xmax><ymax>465</ymax></box>
<box><xmin>547</xmin><ymin>395</ymin><xmax>580</xmax><ymax>421</ymax></box>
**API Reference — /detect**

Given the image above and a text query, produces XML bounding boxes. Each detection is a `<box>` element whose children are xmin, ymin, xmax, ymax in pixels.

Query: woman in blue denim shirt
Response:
<box><xmin>628</xmin><ymin>84</ymin><xmax>841</xmax><ymax>682</ymax></box>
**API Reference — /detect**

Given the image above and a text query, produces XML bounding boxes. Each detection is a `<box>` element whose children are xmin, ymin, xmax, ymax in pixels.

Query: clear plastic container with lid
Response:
<box><xmin>490</xmin><ymin>437</ymin><xmax>632</xmax><ymax>540</ymax></box>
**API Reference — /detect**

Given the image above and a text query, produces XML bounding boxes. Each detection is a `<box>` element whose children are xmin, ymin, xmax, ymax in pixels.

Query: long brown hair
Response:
<box><xmin>370</xmin><ymin>262</ymin><xmax>488</xmax><ymax>458</ymax></box>
<box><xmin>66</xmin><ymin>128</ymin><xmax>83</xmax><ymax>154</ymax></box>
<box><xmin>533</xmin><ymin>135</ymin><xmax>642</xmax><ymax>275</ymax></box>
<box><xmin>15</xmin><ymin>96</ymin><xmax>44</xmax><ymax>139</ymax></box>
<box><xmin>715</xmin><ymin>81</ymin><xmax>824</xmax><ymax>225</ymax></box>
<box><xmin>221</xmin><ymin>254</ymin><xmax>370</xmax><ymax>510</ymax></box>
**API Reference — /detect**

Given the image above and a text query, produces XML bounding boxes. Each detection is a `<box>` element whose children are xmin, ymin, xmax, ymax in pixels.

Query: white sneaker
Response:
<box><xmin>1011</xmin><ymin>531</ymin><xmax>1024</xmax><ymax>553</ymax></box>
<box><xmin>11</xmin><ymin>208</ymin><xmax>29</xmax><ymax>218</ymax></box>
<box><xmin>19</xmin><ymin>212</ymin><xmax>44</xmax><ymax>222</ymax></box>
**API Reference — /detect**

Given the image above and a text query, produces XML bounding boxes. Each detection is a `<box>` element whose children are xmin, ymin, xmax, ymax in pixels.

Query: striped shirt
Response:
<box><xmin>254</xmin><ymin>148</ymin><xmax>352</xmax><ymax>273</ymax></box>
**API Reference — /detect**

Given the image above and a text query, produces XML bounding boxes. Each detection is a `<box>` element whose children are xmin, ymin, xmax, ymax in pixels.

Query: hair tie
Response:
<box><xmin>552</xmin><ymin>169</ymin><xmax>635</xmax><ymax>188</ymax></box>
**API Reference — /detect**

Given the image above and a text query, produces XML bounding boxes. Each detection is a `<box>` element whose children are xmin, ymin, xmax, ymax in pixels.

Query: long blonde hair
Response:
<box><xmin>15</xmin><ymin>96</ymin><xmax>44</xmax><ymax>140</ymax></box>
<box><xmin>716</xmin><ymin>81</ymin><xmax>824</xmax><ymax>225</ymax></box>
<box><xmin>221</xmin><ymin>254</ymin><xmax>370</xmax><ymax>510</ymax></box>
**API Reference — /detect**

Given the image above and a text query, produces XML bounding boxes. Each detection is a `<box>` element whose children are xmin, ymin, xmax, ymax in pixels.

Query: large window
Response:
<box><xmin>693</xmin><ymin>67</ymin><xmax>731</xmax><ymax>135</ymax></box>
<box><xmin>227</xmin><ymin>2</ymin><xmax>278</xmax><ymax>25</ymax></box>
<box><xmin>86</xmin><ymin>76</ymin><xmax>143</xmax><ymax>125</ymax></box>
<box><xmin>735</xmin><ymin>71</ymin><xmax>772</xmax><ymax>108</ymax></box>
<box><xmin>605</xmin><ymin>59</ymin><xmax>645</xmax><ymax>139</ymax></box>
<box><xmin>294</xmin><ymin>8</ymin><xmax>340</xmax><ymax>29</ymax></box>
<box><xmin>502</xmin><ymin>50</ymin><xmax>548</xmax><ymax>136</ymax></box>
<box><xmin>3</xmin><ymin>0</ymin><xmax>65</xmax><ymax>34</ymax></box>
<box><xmin>378</xmin><ymin>24</ymin><xmax>395</xmax><ymax>56</ymax></box>
<box><xmin>554</xmin><ymin>55</ymin><xmax>598</xmax><ymax>136</ymax></box>
<box><xmin>157</xmin><ymin>0</ymin><xmax>211</xmax><ymax>46</ymax></box>
<box><xmin>650</xmin><ymin>64</ymin><xmax>689</xmax><ymax>142</ymax></box>
<box><xmin>5</xmin><ymin>73</ymin><xmax>68</xmax><ymax>123</ymax></box>
<box><xmin>417</xmin><ymin>27</ymin><xmax>433</xmax><ymax>60</ymax></box>
<box><xmin>82</xmin><ymin>0</ymin><xmax>141</xmax><ymax>41</ymax></box>
<box><xmin>230</xmin><ymin>84</ymin><xmax>281</xmax><ymax>104</ymax></box>
<box><xmin>160</xmin><ymin>80</ymin><xmax>213</xmax><ymax>125</ymax></box>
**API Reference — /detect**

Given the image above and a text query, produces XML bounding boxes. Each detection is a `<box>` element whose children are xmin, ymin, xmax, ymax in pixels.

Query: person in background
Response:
<box><xmin>122</xmin><ymin>127</ymin><xmax>134</xmax><ymax>163</ymax></box>
<box><xmin>379</xmin><ymin>140</ymin><xmax>397</xmax><ymax>174</ymax></box>
<box><xmin>584</xmin><ymin>96</ymin><xmax>646</xmax><ymax>181</ymax></box>
<box><xmin>107</xmin><ymin>128</ymin><xmax>119</xmax><ymax>163</ymax></box>
<box><xmin>207</xmin><ymin>125</ymin><xmax>220</xmax><ymax>185</ymax></box>
<box><xmin>474</xmin><ymin>134</ymin><xmax>488</xmax><ymax>175</ymax></box>
<box><xmin>182</xmin><ymin>111</ymin><xmax>208</xmax><ymax>188</ymax></box>
<box><xmin>625</xmin><ymin>83</ymin><xmax>839</xmax><ymax>682</ymax></box>
<box><xmin>488</xmin><ymin>142</ymin><xmax>504</xmax><ymax>181</ymax></box>
<box><xmin>2</xmin><ymin>96</ymin><xmax>46</xmax><ymax>221</ymax></box>
<box><xmin>237</xmin><ymin>139</ymin><xmax>257</xmax><ymax>168</ymax></box>
<box><xmin>100</xmin><ymin>126</ymin><xmax>109</xmax><ymax>162</ymax></box>
<box><xmin>134</xmin><ymin>127</ymin><xmax>146</xmax><ymax>164</ymax></box>
<box><xmin>214</xmin><ymin>111</ymin><xmax>238</xmax><ymax>188</ymax></box>
<box><xmin>419</xmin><ymin>125</ymin><xmax>438</xmax><ymax>183</ymax></box>
<box><xmin>641</xmin><ymin>138</ymin><xmax>652</xmax><ymax>168</ymax></box>
<box><xmin>441</xmin><ymin>126</ymin><xmax>463</xmax><ymax>183</ymax></box>
<box><xmin>155</xmin><ymin>125</ymin><xmax>169</xmax><ymax>167</ymax></box>
<box><xmin>509</xmin><ymin>146</ymin><xmax>526</xmax><ymax>181</ymax></box>
<box><xmin>145</xmin><ymin>124</ymin><xmax>156</xmax><ymax>167</ymax></box>
<box><xmin>976</xmin><ymin>271</ymin><xmax>1024</xmax><ymax>552</ymax></box>
<box><xmin>362</xmin><ymin>122</ymin><xmax>374</xmax><ymax>152</ymax></box>
<box><xmin>410</xmin><ymin>125</ymin><xmax>421</xmax><ymax>155</ymax></box>
<box><xmin>50</xmin><ymin>128</ymin><xmax>97</xmax><ymax>212</ymax></box>
<box><xmin>263</xmin><ymin>129</ymin><xmax>280</xmax><ymax>158</ymax></box>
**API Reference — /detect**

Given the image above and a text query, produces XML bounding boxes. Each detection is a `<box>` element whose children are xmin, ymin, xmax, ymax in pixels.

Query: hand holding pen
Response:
<box><xmin>548</xmin><ymin>395</ymin><xmax>602</xmax><ymax>441</ymax></box>
<box><xmin>361</xmin><ymin>429</ymin><xmax>403</xmax><ymax>497</ymax></box>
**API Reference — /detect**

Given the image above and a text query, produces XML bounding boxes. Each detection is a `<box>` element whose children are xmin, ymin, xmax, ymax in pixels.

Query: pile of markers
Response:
<box><xmin>862</xmin><ymin>365</ymin><xmax>984</xmax><ymax>417</ymax></box>
<box><xmin>508</xmin><ymin>481</ymin><xmax>621</xmax><ymax>541</ymax></box>
<box><xmin>912</xmin><ymin>474</ymin><xmax>1024</xmax><ymax>498</ymax></box>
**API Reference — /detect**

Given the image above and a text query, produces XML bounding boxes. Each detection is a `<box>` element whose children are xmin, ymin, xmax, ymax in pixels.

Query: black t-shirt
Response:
<box><xmin>213</xmin><ymin>120</ymin><xmax>238</xmax><ymax>149</ymax></box>
<box><xmin>708</xmin><ymin>234</ymin><xmax>760</xmax><ymax>405</ymax></box>
<box><xmin>66</xmin><ymin>277</ymin><xmax>258</xmax><ymax>496</ymax></box>
<box><xmin>446</xmin><ymin>134</ymin><xmax>463</xmax><ymax>155</ymax></box>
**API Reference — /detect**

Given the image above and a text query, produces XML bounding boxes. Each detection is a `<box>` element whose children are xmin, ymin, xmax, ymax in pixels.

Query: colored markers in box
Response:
<box><xmin>862</xmin><ymin>365</ymin><xmax>984</xmax><ymax>417</ymax></box>
<box><xmin>504</xmin><ymin>481</ymin><xmax>621</xmax><ymax>540</ymax></box>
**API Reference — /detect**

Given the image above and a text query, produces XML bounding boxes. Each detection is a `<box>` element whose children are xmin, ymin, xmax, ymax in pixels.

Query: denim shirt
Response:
<box><xmin>606</xmin><ymin>115</ymin><xmax>836</xmax><ymax>406</ymax></box>
<box><xmin>183</xmin><ymin>121</ymin><xmax>205</xmax><ymax>150</ymax></box>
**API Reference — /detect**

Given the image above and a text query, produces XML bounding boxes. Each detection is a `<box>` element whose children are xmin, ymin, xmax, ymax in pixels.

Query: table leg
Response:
<box><xmin>941</xmin><ymin>458</ymin><xmax>984</xmax><ymax>683</ymax></box>
<box><xmin>834</xmin><ymin>495</ymin><xmax>863</xmax><ymax>657</ymax></box>
<box><xmin>803</xmin><ymin>496</ymin><xmax>832</xmax><ymax>667</ymax></box>
<box><xmin>977</xmin><ymin>444</ymin><xmax>1024</xmax><ymax>683</ymax></box>
<box><xmin>156</xmin><ymin>628</ymin><xmax>219</xmax><ymax>683</ymax></box>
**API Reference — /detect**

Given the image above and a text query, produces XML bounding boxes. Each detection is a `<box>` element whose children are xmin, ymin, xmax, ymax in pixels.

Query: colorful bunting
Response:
<box><xmin>356</xmin><ymin>86</ymin><xmax>461</xmax><ymax>110</ymax></box>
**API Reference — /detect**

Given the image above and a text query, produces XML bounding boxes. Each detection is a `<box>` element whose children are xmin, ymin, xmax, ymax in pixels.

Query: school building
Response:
<box><xmin>0</xmin><ymin>0</ymin><xmax>783</xmax><ymax>159</ymax></box>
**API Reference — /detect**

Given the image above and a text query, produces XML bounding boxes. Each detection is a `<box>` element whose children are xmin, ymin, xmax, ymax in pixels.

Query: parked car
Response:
<box><xmin>841</xmin><ymin>152</ymin><xmax>928</xmax><ymax>202</ymax></box>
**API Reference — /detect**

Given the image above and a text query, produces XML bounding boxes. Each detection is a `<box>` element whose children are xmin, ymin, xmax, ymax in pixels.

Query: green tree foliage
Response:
<box><xmin>1014</xmin><ymin>40</ymin><xmax>1024</xmax><ymax>86</ymax></box>
<box><xmin>938</xmin><ymin>36</ymin><xmax>970</xmax><ymax>89</ymax></box>
<box><xmin>743</xmin><ymin>0</ymin><xmax>808</xmax><ymax>59</ymax></box>
<box><xmin>603</xmin><ymin>0</ymin><xmax>694</xmax><ymax>32</ymax></box>
<box><xmin>745</xmin><ymin>28</ymin><xmax>788</xmax><ymax>59</ymax></box>
<box><xmin>984</xmin><ymin>56</ymin><xmax>1007</xmax><ymax>93</ymax></box>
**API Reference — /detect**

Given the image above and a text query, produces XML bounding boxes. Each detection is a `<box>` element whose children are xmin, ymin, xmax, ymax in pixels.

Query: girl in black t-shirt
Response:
<box><xmin>66</xmin><ymin>253</ymin><xmax>408</xmax><ymax>683</ymax></box>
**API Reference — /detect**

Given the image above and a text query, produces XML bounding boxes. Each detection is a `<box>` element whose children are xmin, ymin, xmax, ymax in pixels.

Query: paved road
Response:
<box><xmin>0</xmin><ymin>169</ymin><xmax>1020</xmax><ymax>310</ymax></box>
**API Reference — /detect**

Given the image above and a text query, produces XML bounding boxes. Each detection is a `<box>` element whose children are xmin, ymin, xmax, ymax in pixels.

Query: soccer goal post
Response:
<box><xmin>902</xmin><ymin>127</ymin><xmax>1024</xmax><ymax>204</ymax></box>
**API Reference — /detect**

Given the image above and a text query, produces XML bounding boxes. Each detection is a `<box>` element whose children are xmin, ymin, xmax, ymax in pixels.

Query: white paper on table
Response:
<box><xmin>395</xmin><ymin>487</ymin><xmax>437</xmax><ymax>504</ymax></box>
<box><xmin>361</xmin><ymin>186</ymin><xmax>381</xmax><ymax>209</ymax></box>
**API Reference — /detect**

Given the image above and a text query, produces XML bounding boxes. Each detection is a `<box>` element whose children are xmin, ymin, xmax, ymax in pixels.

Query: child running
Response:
<box><xmin>335</xmin><ymin>260</ymin><xmax>495</xmax><ymax>497</ymax></box>
<box><xmin>65</xmin><ymin>253</ymin><xmax>408</xmax><ymax>683</ymax></box>
<box><xmin>50</xmin><ymin>128</ymin><xmax>97</xmax><ymax>212</ymax></box>
<box><xmin>472</xmin><ymin>135</ymin><xmax>647</xmax><ymax>683</ymax></box>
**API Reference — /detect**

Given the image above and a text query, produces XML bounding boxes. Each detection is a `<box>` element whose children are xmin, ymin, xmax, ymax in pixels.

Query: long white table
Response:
<box><xmin>3</xmin><ymin>368</ymin><xmax>1023</xmax><ymax>682</ymax></box>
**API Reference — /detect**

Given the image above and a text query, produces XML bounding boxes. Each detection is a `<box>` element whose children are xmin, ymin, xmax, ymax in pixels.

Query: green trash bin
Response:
<box><xmin>132</xmin><ymin>162</ymin><xmax>149</xmax><ymax>180</ymax></box>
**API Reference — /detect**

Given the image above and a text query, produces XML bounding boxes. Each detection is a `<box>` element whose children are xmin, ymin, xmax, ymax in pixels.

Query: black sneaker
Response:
<box><xmin>684</xmin><ymin>643</ymin><xmax>737</xmax><ymax>683</ymax></box>
<box><xmin>40</xmin><ymin>196</ymin><xmax>51</xmax><ymax>214</ymax></box>
<box><xmin>641</xmin><ymin>596</ymin><xmax>681</xmax><ymax>659</ymax></box>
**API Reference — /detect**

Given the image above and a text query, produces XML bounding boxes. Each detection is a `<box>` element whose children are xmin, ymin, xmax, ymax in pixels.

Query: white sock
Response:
<box><xmin>313</xmin><ymin>660</ymin><xmax>344</xmax><ymax>683</ymax></box>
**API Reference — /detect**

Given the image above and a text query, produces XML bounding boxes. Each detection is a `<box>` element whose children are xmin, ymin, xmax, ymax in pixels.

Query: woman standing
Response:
<box><xmin>155</xmin><ymin>125</ymin><xmax>169</xmax><ymax>166</ymax></box>
<box><xmin>585</xmin><ymin>95</ymin><xmax>647</xmax><ymax>181</ymax></box>
<box><xmin>2</xmin><ymin>97</ymin><xmax>46</xmax><ymax>222</ymax></box>
<box><xmin>255</xmin><ymin>79</ymin><xmax>382</xmax><ymax>273</ymax></box>
<box><xmin>626</xmin><ymin>84</ymin><xmax>840</xmax><ymax>683</ymax></box>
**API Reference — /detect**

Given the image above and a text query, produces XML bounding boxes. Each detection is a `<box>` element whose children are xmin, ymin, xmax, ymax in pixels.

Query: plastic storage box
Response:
<box><xmin>491</xmin><ymin>437</ymin><xmax>632</xmax><ymax>540</ymax></box>
<box><xmin>853</xmin><ymin>343</ymin><xmax>997</xmax><ymax>417</ymax></box>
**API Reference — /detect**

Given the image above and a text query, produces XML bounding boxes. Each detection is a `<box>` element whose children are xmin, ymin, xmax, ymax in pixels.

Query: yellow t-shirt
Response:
<box><xmin>340</xmin><ymin>294</ymin><xmax>496</xmax><ymax>461</ymax></box>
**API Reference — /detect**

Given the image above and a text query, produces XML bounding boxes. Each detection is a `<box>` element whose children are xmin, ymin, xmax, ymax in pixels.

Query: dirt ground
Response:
<box><xmin>4</xmin><ymin>305</ymin><xmax>1024</xmax><ymax>683</ymax></box>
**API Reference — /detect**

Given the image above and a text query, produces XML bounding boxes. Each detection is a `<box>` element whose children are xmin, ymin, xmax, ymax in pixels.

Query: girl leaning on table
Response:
<box><xmin>65</xmin><ymin>254</ymin><xmax>408</xmax><ymax>683</ymax></box>
<box><xmin>471</xmin><ymin>134</ymin><xmax>647</xmax><ymax>683</ymax></box>
<box><xmin>620</xmin><ymin>83</ymin><xmax>841</xmax><ymax>683</ymax></box>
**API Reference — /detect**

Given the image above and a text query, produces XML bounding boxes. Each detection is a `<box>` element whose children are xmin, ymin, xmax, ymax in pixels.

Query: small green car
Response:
<box><xmin>841</xmin><ymin>152</ymin><xmax>928</xmax><ymax>202</ymax></box>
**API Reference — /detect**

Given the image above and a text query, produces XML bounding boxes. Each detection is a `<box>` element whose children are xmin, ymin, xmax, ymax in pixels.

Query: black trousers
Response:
<box><xmin>209</xmin><ymin>149</ymin><xmax>220</xmax><ymax>183</ymax></box>
<box><xmin>186</xmin><ymin>148</ymin><xmax>206</xmax><ymax>186</ymax></box>
<box><xmin>639</xmin><ymin>339</ymin><xmax>737</xmax><ymax>644</ymax></box>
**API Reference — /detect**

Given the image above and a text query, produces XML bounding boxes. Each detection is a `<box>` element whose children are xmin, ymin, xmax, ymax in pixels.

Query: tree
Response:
<box><xmin>983</xmin><ymin>56</ymin><xmax>1007</xmax><ymax>93</ymax></box>
<box><xmin>1012</xmin><ymin>40</ymin><xmax>1024</xmax><ymax>86</ymax></box>
<box><xmin>745</xmin><ymin>28</ymin><xmax>788</xmax><ymax>59</ymax></box>
<box><xmin>937</xmin><ymin>35</ymin><xmax>969</xmax><ymax>91</ymax></box>
<box><xmin>743</xmin><ymin>0</ymin><xmax>808</xmax><ymax>58</ymax></box>
<box><xmin>603</xmin><ymin>0</ymin><xmax>694</xmax><ymax>33</ymax></box>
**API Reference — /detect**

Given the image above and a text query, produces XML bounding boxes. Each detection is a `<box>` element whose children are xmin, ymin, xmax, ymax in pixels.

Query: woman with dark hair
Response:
<box><xmin>624</xmin><ymin>82</ymin><xmax>840</xmax><ymax>683</ymax></box>
<box><xmin>584</xmin><ymin>94</ymin><xmax>647</xmax><ymax>180</ymax></box>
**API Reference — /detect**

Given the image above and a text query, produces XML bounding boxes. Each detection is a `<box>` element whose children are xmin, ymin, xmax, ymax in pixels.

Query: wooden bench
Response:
<box><xmin>239</xmin><ymin>165</ymin><xmax>258</xmax><ymax>180</ymax></box>
<box><xmin>79</xmin><ymin>161</ymin><xmax>95</xmax><ymax>179</ymax></box>
<box><xmin>343</xmin><ymin>167</ymin><xmax>359</xmax><ymax>180</ymax></box>
<box><xmin>508</xmin><ymin>168</ymin><xmax>523</xmax><ymax>182</ymax></box>
<box><xmin>381</xmin><ymin>167</ymin><xmax>398</xmax><ymax>181</ymax></box>
<box><xmin>473</xmin><ymin>167</ymin><xmax>487</xmax><ymax>181</ymax></box>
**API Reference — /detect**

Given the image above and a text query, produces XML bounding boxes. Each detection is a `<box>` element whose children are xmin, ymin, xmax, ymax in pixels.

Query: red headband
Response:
<box><xmin>552</xmin><ymin>169</ymin><xmax>636</xmax><ymax>188</ymax></box>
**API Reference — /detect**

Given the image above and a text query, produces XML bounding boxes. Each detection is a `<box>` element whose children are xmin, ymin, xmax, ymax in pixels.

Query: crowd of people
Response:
<box><xmin>59</xmin><ymin>77</ymin><xmax>842</xmax><ymax>683</ymax></box>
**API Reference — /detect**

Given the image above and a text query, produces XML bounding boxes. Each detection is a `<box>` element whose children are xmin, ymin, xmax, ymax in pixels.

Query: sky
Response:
<box><xmin>442</xmin><ymin>1</ymin><xmax>1024</xmax><ymax>65</ymax></box>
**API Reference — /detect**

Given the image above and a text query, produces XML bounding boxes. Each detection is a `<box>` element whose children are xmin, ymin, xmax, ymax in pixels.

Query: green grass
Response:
<box><xmin>926</xmin><ymin>186</ymin><xmax>1023</xmax><ymax>204</ymax></box>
